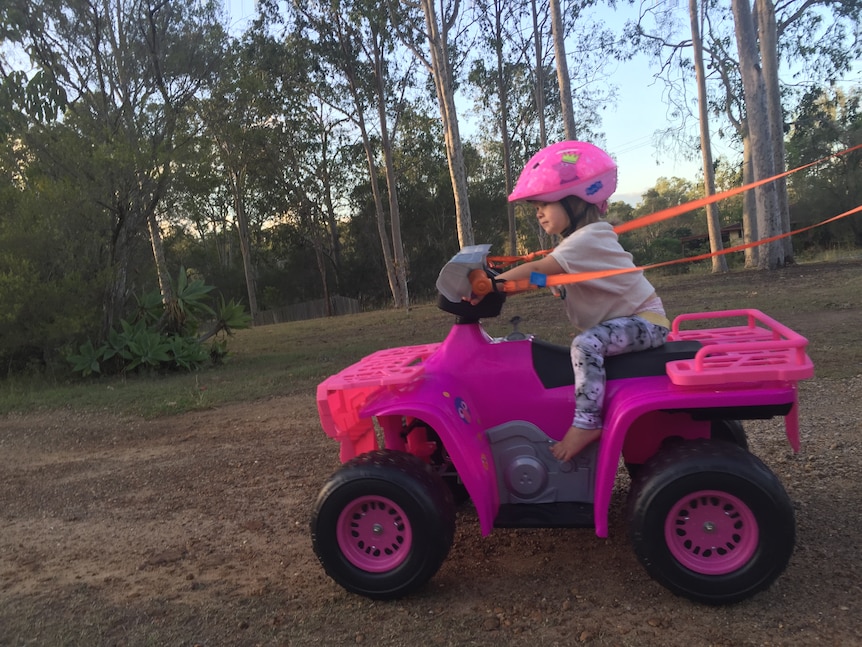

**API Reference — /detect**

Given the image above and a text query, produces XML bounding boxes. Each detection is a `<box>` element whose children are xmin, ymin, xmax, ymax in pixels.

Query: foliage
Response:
<box><xmin>786</xmin><ymin>87</ymin><xmax>862</xmax><ymax>249</ymax></box>
<box><xmin>67</xmin><ymin>269</ymin><xmax>250</xmax><ymax>377</ymax></box>
<box><xmin>1</xmin><ymin>0</ymin><xmax>861</xmax><ymax>377</ymax></box>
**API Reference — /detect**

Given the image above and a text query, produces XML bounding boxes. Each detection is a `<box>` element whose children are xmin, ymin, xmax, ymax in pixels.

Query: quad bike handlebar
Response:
<box><xmin>468</xmin><ymin>268</ymin><xmax>495</xmax><ymax>297</ymax></box>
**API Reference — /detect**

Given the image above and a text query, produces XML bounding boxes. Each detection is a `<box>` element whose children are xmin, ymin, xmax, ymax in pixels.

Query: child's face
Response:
<box><xmin>530</xmin><ymin>201</ymin><xmax>569</xmax><ymax>236</ymax></box>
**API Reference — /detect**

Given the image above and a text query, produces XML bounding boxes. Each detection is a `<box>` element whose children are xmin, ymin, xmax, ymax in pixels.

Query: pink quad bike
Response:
<box><xmin>311</xmin><ymin>247</ymin><xmax>814</xmax><ymax>605</ymax></box>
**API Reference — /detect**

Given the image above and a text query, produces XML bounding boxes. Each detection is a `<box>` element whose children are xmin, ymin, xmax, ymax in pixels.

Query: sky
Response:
<box><xmin>222</xmin><ymin>1</ymin><xmax>726</xmax><ymax>205</ymax></box>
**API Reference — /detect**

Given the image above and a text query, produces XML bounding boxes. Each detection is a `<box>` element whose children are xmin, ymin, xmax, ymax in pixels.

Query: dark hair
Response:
<box><xmin>560</xmin><ymin>195</ymin><xmax>601</xmax><ymax>237</ymax></box>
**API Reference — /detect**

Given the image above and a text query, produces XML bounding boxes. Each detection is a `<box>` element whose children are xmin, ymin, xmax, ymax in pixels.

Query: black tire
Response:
<box><xmin>310</xmin><ymin>450</ymin><xmax>456</xmax><ymax>600</ymax></box>
<box><xmin>711</xmin><ymin>419</ymin><xmax>748</xmax><ymax>450</ymax></box>
<box><xmin>626</xmin><ymin>439</ymin><xmax>795</xmax><ymax>605</ymax></box>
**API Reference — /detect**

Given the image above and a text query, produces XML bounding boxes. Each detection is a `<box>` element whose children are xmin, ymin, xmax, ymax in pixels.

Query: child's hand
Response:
<box><xmin>463</xmin><ymin>269</ymin><xmax>504</xmax><ymax>305</ymax></box>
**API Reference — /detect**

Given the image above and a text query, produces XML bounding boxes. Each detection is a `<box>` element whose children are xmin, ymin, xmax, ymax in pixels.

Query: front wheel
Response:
<box><xmin>626</xmin><ymin>439</ymin><xmax>795</xmax><ymax>605</ymax></box>
<box><xmin>311</xmin><ymin>450</ymin><xmax>456</xmax><ymax>599</ymax></box>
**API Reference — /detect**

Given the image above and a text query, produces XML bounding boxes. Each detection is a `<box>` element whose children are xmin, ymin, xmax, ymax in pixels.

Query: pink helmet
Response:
<box><xmin>508</xmin><ymin>141</ymin><xmax>617</xmax><ymax>204</ymax></box>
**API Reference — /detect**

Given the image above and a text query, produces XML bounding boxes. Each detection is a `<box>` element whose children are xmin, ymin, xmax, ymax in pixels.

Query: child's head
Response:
<box><xmin>530</xmin><ymin>196</ymin><xmax>602</xmax><ymax>238</ymax></box>
<box><xmin>509</xmin><ymin>141</ymin><xmax>616</xmax><ymax>233</ymax></box>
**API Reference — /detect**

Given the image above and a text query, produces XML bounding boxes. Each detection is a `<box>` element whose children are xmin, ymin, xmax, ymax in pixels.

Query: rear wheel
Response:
<box><xmin>311</xmin><ymin>450</ymin><xmax>455</xmax><ymax>599</ymax></box>
<box><xmin>711</xmin><ymin>419</ymin><xmax>748</xmax><ymax>450</ymax></box>
<box><xmin>626</xmin><ymin>419</ymin><xmax>748</xmax><ymax>479</ymax></box>
<box><xmin>626</xmin><ymin>439</ymin><xmax>795</xmax><ymax>605</ymax></box>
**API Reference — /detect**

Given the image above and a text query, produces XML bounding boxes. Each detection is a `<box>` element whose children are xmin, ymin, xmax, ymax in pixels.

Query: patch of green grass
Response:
<box><xmin>1</xmin><ymin>258</ymin><xmax>859</xmax><ymax>417</ymax></box>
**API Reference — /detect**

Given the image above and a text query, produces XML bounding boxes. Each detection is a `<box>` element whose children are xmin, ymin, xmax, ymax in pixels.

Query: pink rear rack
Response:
<box><xmin>666</xmin><ymin>309</ymin><xmax>814</xmax><ymax>386</ymax></box>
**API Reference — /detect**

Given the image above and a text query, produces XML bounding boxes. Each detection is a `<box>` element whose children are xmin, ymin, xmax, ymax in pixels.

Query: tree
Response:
<box><xmin>689</xmin><ymin>0</ymin><xmax>728</xmax><ymax>272</ymax></box>
<box><xmin>732</xmin><ymin>0</ymin><xmax>784</xmax><ymax>269</ymax></box>
<box><xmin>0</xmin><ymin>127</ymin><xmax>108</xmax><ymax>369</ymax></box>
<box><xmin>786</xmin><ymin>87</ymin><xmax>862</xmax><ymax>248</ymax></box>
<box><xmin>627</xmin><ymin>0</ymin><xmax>861</xmax><ymax>270</ymax></box>
<box><xmin>390</xmin><ymin>0</ymin><xmax>475</xmax><ymax>248</ymax></box>
<box><xmin>2</xmin><ymin>0</ymin><xmax>225</xmax><ymax>334</ymax></box>
<box><xmin>469</xmin><ymin>0</ymin><xmax>527</xmax><ymax>254</ymax></box>
<box><xmin>311</xmin><ymin>0</ymin><xmax>413</xmax><ymax>308</ymax></box>
<box><xmin>755</xmin><ymin>0</ymin><xmax>792</xmax><ymax>261</ymax></box>
<box><xmin>550</xmin><ymin>0</ymin><xmax>576</xmax><ymax>139</ymax></box>
<box><xmin>198</xmin><ymin>34</ymin><xmax>291</xmax><ymax>321</ymax></box>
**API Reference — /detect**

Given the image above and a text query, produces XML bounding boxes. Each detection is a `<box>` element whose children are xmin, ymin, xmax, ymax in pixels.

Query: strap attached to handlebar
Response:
<box><xmin>486</xmin><ymin>142</ymin><xmax>862</xmax><ymax>270</ymax></box>
<box><xmin>470</xmin><ymin>201</ymin><xmax>862</xmax><ymax>297</ymax></box>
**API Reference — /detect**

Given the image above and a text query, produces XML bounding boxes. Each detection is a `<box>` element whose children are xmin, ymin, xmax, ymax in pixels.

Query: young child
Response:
<box><xmin>491</xmin><ymin>141</ymin><xmax>670</xmax><ymax>462</ymax></box>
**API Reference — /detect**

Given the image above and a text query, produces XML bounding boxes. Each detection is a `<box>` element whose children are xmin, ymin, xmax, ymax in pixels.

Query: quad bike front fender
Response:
<box><xmin>361</xmin><ymin>377</ymin><xmax>501</xmax><ymax>536</ymax></box>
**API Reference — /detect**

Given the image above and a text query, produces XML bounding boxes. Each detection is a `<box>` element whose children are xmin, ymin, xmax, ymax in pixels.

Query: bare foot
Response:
<box><xmin>551</xmin><ymin>426</ymin><xmax>602</xmax><ymax>462</ymax></box>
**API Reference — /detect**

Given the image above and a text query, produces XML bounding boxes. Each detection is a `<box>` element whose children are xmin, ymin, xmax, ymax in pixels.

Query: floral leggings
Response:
<box><xmin>570</xmin><ymin>315</ymin><xmax>669</xmax><ymax>430</ymax></box>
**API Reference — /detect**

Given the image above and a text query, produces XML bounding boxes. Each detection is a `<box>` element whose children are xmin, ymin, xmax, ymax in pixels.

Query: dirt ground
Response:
<box><xmin>2</xmin><ymin>264</ymin><xmax>862</xmax><ymax>646</ymax></box>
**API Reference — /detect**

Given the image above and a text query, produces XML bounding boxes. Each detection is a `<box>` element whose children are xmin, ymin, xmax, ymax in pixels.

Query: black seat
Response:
<box><xmin>531</xmin><ymin>339</ymin><xmax>703</xmax><ymax>389</ymax></box>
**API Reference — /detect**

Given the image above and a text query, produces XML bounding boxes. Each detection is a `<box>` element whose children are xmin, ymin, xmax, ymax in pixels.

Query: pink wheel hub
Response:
<box><xmin>336</xmin><ymin>495</ymin><xmax>413</xmax><ymax>572</ymax></box>
<box><xmin>665</xmin><ymin>490</ymin><xmax>759</xmax><ymax>575</ymax></box>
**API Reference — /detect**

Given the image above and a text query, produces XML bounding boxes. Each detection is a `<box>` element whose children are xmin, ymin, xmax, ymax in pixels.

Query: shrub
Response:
<box><xmin>67</xmin><ymin>268</ymin><xmax>250</xmax><ymax>376</ymax></box>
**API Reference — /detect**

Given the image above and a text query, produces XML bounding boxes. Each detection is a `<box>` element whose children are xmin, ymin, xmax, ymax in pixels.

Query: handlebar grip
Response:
<box><xmin>468</xmin><ymin>268</ymin><xmax>493</xmax><ymax>296</ymax></box>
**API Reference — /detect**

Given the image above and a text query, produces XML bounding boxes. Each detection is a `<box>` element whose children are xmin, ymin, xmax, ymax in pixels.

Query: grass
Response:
<box><xmin>1</xmin><ymin>256</ymin><xmax>860</xmax><ymax>417</ymax></box>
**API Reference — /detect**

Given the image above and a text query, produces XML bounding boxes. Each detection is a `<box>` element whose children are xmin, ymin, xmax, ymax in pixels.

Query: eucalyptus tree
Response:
<box><xmin>550</xmin><ymin>0</ymin><xmax>576</xmax><ymax>139</ymax></box>
<box><xmin>1</xmin><ymin>0</ymin><xmax>225</xmax><ymax>336</ymax></box>
<box><xmin>626</xmin><ymin>3</ymin><xmax>757</xmax><ymax>266</ymax></box>
<box><xmin>292</xmin><ymin>0</ymin><xmax>415</xmax><ymax>308</ymax></box>
<box><xmin>469</xmin><ymin>0</ymin><xmax>529</xmax><ymax>254</ymax></box>
<box><xmin>389</xmin><ymin>0</ymin><xmax>475</xmax><ymax>249</ymax></box>
<box><xmin>275</xmin><ymin>90</ymin><xmax>354</xmax><ymax>314</ymax></box>
<box><xmin>732</xmin><ymin>0</ymin><xmax>784</xmax><ymax>268</ymax></box>
<box><xmin>197</xmin><ymin>32</ymin><xmax>295</xmax><ymax>319</ymax></box>
<box><xmin>689</xmin><ymin>0</ymin><xmax>728</xmax><ymax>273</ymax></box>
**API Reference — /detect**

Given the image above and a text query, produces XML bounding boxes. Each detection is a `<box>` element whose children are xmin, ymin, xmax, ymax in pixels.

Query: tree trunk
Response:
<box><xmin>147</xmin><ymin>209</ymin><xmax>174</xmax><ymax>303</ymax></box>
<box><xmin>358</xmin><ymin>119</ymin><xmax>401</xmax><ymax>304</ymax></box>
<box><xmin>230</xmin><ymin>169</ymin><xmax>259</xmax><ymax>320</ymax></box>
<box><xmin>731</xmin><ymin>0</ymin><xmax>783</xmax><ymax>269</ymax></box>
<box><xmin>419</xmin><ymin>0</ymin><xmax>474</xmax><ymax>248</ymax></box>
<box><xmin>327</xmin><ymin>7</ymin><xmax>405</xmax><ymax>307</ymax></box>
<box><xmin>101</xmin><ymin>210</ymin><xmax>136</xmax><ymax>338</ymax></box>
<box><xmin>319</xmin><ymin>136</ymin><xmax>342</xmax><ymax>285</ymax></box>
<box><xmin>489</xmin><ymin>0</ymin><xmax>516</xmax><ymax>255</ymax></box>
<box><xmin>309</xmin><ymin>207</ymin><xmax>332</xmax><ymax>316</ymax></box>
<box><xmin>741</xmin><ymin>135</ymin><xmax>760</xmax><ymax>268</ymax></box>
<box><xmin>531</xmin><ymin>0</ymin><xmax>547</xmax><ymax>147</ymax></box>
<box><xmin>372</xmin><ymin>26</ymin><xmax>409</xmax><ymax>309</ymax></box>
<box><xmin>549</xmin><ymin>0</ymin><xmax>576</xmax><ymax>139</ymax></box>
<box><xmin>755</xmin><ymin>0</ymin><xmax>793</xmax><ymax>262</ymax></box>
<box><xmin>530</xmin><ymin>0</ymin><xmax>551</xmax><ymax>251</ymax></box>
<box><xmin>689</xmin><ymin>0</ymin><xmax>728</xmax><ymax>273</ymax></box>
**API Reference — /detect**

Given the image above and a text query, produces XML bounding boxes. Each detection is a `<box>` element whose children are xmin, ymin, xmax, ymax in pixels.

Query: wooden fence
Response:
<box><xmin>253</xmin><ymin>295</ymin><xmax>361</xmax><ymax>326</ymax></box>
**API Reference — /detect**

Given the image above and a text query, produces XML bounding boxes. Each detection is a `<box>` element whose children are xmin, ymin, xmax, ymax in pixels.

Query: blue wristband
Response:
<box><xmin>529</xmin><ymin>272</ymin><xmax>547</xmax><ymax>287</ymax></box>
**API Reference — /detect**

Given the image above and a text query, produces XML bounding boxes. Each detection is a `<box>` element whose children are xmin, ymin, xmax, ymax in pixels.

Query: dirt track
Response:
<box><xmin>2</xmin><ymin>374</ymin><xmax>861</xmax><ymax>646</ymax></box>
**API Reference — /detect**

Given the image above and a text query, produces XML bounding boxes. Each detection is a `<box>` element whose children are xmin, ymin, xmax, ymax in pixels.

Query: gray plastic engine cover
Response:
<box><xmin>486</xmin><ymin>421</ymin><xmax>596</xmax><ymax>505</ymax></box>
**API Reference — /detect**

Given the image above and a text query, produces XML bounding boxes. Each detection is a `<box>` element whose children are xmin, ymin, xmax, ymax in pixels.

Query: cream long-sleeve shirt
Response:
<box><xmin>548</xmin><ymin>221</ymin><xmax>662</xmax><ymax>331</ymax></box>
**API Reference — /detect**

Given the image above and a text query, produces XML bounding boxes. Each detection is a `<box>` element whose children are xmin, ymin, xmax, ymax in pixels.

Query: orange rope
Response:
<box><xmin>497</xmin><ymin>202</ymin><xmax>862</xmax><ymax>294</ymax></box>
<box><xmin>488</xmin><ymin>142</ymin><xmax>862</xmax><ymax>270</ymax></box>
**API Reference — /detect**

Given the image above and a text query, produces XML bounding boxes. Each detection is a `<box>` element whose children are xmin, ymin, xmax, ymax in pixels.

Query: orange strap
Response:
<box><xmin>488</xmin><ymin>142</ymin><xmax>862</xmax><ymax>269</ymax></box>
<box><xmin>485</xmin><ymin>202</ymin><xmax>862</xmax><ymax>295</ymax></box>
